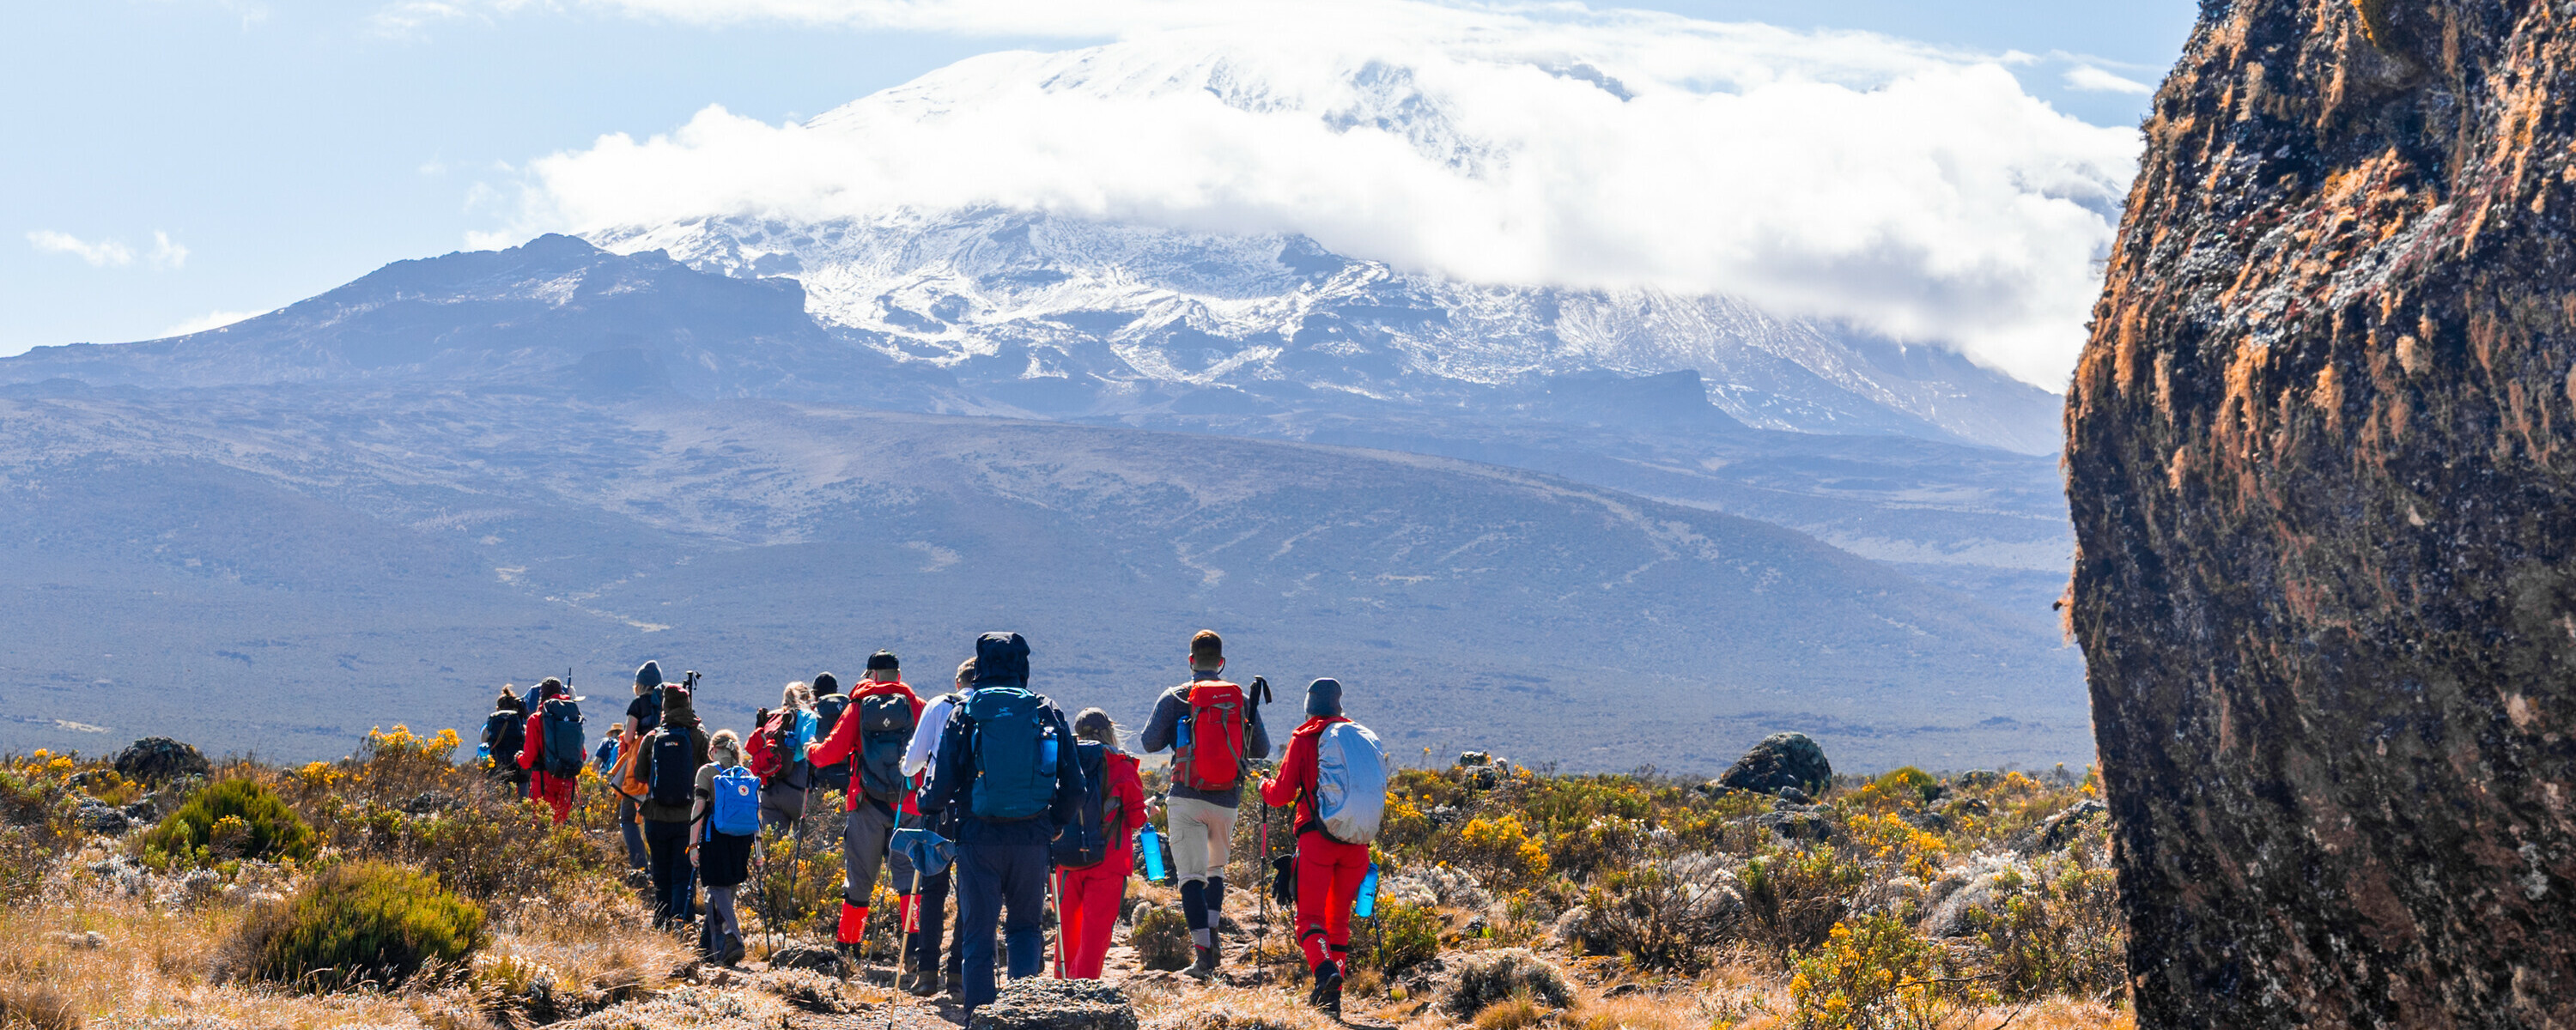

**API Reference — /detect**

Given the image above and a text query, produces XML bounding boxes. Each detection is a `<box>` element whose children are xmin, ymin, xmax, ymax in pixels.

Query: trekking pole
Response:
<box><xmin>1047</xmin><ymin>867</ymin><xmax>1066</xmax><ymax>978</ymax></box>
<box><xmin>1256</xmin><ymin>806</ymin><xmax>1271</xmax><ymax>966</ymax></box>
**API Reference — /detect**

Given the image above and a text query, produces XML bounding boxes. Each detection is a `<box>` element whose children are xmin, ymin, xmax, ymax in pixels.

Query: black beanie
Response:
<box><xmin>866</xmin><ymin>650</ymin><xmax>900</xmax><ymax>671</ymax></box>
<box><xmin>635</xmin><ymin>661</ymin><xmax>663</xmax><ymax>689</ymax></box>
<box><xmin>1305</xmin><ymin>677</ymin><xmax>1344</xmax><ymax>718</ymax></box>
<box><xmin>813</xmin><ymin>671</ymin><xmax>840</xmax><ymax>695</ymax></box>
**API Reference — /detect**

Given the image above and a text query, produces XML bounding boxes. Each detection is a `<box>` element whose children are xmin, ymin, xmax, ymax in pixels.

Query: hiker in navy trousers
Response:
<box><xmin>920</xmin><ymin>632</ymin><xmax>1085</xmax><ymax>1013</ymax></box>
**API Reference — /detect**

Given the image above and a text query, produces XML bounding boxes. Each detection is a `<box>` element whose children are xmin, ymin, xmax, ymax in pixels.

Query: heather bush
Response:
<box><xmin>1131</xmin><ymin>903</ymin><xmax>1194</xmax><ymax>971</ymax></box>
<box><xmin>1789</xmin><ymin>913</ymin><xmax>1986</xmax><ymax>1029</ymax></box>
<box><xmin>140</xmin><ymin>779</ymin><xmax>318</xmax><ymax>869</ymax></box>
<box><xmin>1960</xmin><ymin>852</ymin><xmax>2125</xmax><ymax>1001</ymax></box>
<box><xmin>1355</xmin><ymin>900</ymin><xmax>1441</xmax><ymax>973</ymax></box>
<box><xmin>1442</xmin><ymin>948</ymin><xmax>1575</xmax><ymax>1019</ymax></box>
<box><xmin>1741</xmin><ymin>846</ymin><xmax>1869</xmax><ymax>958</ymax></box>
<box><xmin>230</xmin><ymin>860</ymin><xmax>486</xmax><ymax>989</ymax></box>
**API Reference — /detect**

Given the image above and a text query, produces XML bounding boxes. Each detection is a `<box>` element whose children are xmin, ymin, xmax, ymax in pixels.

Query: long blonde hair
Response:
<box><xmin>781</xmin><ymin>681</ymin><xmax>814</xmax><ymax>711</ymax></box>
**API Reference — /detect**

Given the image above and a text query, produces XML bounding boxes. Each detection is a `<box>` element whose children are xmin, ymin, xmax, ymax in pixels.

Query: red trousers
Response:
<box><xmin>1294</xmin><ymin>831</ymin><xmax>1370</xmax><ymax>969</ymax></box>
<box><xmin>527</xmin><ymin>772</ymin><xmax>575</xmax><ymax>824</ymax></box>
<box><xmin>1056</xmin><ymin>854</ymin><xmax>1129</xmax><ymax>979</ymax></box>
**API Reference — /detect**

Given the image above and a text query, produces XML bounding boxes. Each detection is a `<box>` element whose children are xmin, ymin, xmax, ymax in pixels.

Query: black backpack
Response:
<box><xmin>647</xmin><ymin>725</ymin><xmax>697</xmax><ymax>808</ymax></box>
<box><xmin>483</xmin><ymin>709</ymin><xmax>525</xmax><ymax>766</ymax></box>
<box><xmin>1050</xmin><ymin>741</ymin><xmax>1115</xmax><ymax>869</ymax></box>
<box><xmin>539</xmin><ymin>698</ymin><xmax>586</xmax><ymax>779</ymax></box>
<box><xmin>855</xmin><ymin>691</ymin><xmax>917</xmax><ymax>803</ymax></box>
<box><xmin>811</xmin><ymin>693</ymin><xmax>853</xmax><ymax>792</ymax></box>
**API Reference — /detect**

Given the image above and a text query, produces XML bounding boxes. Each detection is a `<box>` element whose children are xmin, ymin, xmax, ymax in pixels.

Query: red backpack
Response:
<box><xmin>1174</xmin><ymin>679</ymin><xmax>1247</xmax><ymax>792</ymax></box>
<box><xmin>746</xmin><ymin>707</ymin><xmax>794</xmax><ymax>783</ymax></box>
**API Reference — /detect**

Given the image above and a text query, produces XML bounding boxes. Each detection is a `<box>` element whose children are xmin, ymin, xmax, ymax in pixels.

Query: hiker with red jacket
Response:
<box><xmin>805</xmin><ymin>650</ymin><xmax>926</xmax><ymax>959</ymax></box>
<box><xmin>515</xmin><ymin>677</ymin><xmax>580</xmax><ymax>824</ymax></box>
<box><xmin>1139</xmin><ymin>629</ymin><xmax>1272</xmax><ymax>979</ymax></box>
<box><xmin>1260</xmin><ymin>678</ymin><xmax>1368</xmax><ymax>1016</ymax></box>
<box><xmin>1058</xmin><ymin>707</ymin><xmax>1146</xmax><ymax>979</ymax></box>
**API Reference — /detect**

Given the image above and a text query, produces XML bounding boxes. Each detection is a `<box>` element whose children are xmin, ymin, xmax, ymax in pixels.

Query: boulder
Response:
<box><xmin>112</xmin><ymin>737</ymin><xmax>210</xmax><ymax>786</ymax></box>
<box><xmin>2068</xmin><ymin>0</ymin><xmax>2576</xmax><ymax>1022</ymax></box>
<box><xmin>969</xmin><ymin>977</ymin><xmax>1137</xmax><ymax>1030</ymax></box>
<box><xmin>1716</xmin><ymin>733</ymin><xmax>1831</xmax><ymax>797</ymax></box>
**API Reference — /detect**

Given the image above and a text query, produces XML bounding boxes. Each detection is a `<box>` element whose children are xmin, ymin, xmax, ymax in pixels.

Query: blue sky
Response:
<box><xmin>0</xmin><ymin>1</ymin><xmax>2196</xmax><ymax>360</ymax></box>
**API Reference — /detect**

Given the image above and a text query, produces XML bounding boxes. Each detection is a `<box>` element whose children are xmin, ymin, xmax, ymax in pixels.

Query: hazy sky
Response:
<box><xmin>1</xmin><ymin>1</ymin><xmax>2196</xmax><ymax>375</ymax></box>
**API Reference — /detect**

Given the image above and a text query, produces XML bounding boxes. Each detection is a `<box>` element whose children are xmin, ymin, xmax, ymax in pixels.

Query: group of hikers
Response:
<box><xmin>474</xmin><ymin>629</ymin><xmax>1391</xmax><ymax>1017</ymax></box>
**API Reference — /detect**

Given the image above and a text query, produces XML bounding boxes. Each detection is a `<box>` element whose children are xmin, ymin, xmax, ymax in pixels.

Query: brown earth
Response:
<box><xmin>2068</xmin><ymin>0</ymin><xmax>2576</xmax><ymax>1026</ymax></box>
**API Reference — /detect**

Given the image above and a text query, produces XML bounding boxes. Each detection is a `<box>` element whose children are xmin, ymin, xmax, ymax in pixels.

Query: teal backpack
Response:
<box><xmin>965</xmin><ymin>686</ymin><xmax>1060</xmax><ymax>821</ymax></box>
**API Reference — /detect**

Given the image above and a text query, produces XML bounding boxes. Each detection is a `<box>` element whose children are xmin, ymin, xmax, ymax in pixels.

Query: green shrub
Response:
<box><xmin>1130</xmin><ymin>904</ymin><xmax>1194</xmax><ymax>971</ymax></box>
<box><xmin>233</xmin><ymin>860</ymin><xmax>486</xmax><ymax>989</ymax></box>
<box><xmin>1442</xmin><ymin>948</ymin><xmax>1575</xmax><ymax>1018</ymax></box>
<box><xmin>1961</xmin><ymin>857</ymin><xmax>2126</xmax><ymax>1000</ymax></box>
<box><xmin>1741</xmin><ymin>846</ymin><xmax>1869</xmax><ymax>957</ymax></box>
<box><xmin>141</xmin><ymin>779</ymin><xmax>317</xmax><ymax>868</ymax></box>
<box><xmin>1873</xmin><ymin>767</ymin><xmax>1940</xmax><ymax>805</ymax></box>
<box><xmin>1360</xmin><ymin>900</ymin><xmax>1441</xmax><ymax>973</ymax></box>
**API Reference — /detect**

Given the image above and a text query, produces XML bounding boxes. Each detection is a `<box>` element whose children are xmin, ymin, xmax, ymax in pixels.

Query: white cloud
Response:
<box><xmin>149</xmin><ymin>231</ymin><xmax>189</xmax><ymax>270</ymax></box>
<box><xmin>483</xmin><ymin>2</ymin><xmax>2139</xmax><ymax>386</ymax></box>
<box><xmin>27</xmin><ymin>230</ymin><xmax>137</xmax><ymax>267</ymax></box>
<box><xmin>158</xmin><ymin>309</ymin><xmax>266</xmax><ymax>336</ymax></box>
<box><xmin>2063</xmin><ymin>64</ymin><xmax>2154</xmax><ymax>94</ymax></box>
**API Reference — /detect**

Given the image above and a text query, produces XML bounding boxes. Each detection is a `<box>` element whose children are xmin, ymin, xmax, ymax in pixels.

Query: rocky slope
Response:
<box><xmin>2067</xmin><ymin>0</ymin><xmax>2576</xmax><ymax>1024</ymax></box>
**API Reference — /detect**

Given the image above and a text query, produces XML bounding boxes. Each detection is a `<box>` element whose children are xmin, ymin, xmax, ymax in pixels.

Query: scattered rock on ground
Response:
<box><xmin>764</xmin><ymin>944</ymin><xmax>842</xmax><ymax>974</ymax></box>
<box><xmin>1716</xmin><ymin>733</ymin><xmax>1832</xmax><ymax>797</ymax></box>
<box><xmin>2019</xmin><ymin>799</ymin><xmax>2106</xmax><ymax>855</ymax></box>
<box><xmin>1926</xmin><ymin>856</ymin><xmax>2029</xmax><ymax>938</ymax></box>
<box><xmin>1753</xmin><ymin>808</ymin><xmax>1841</xmax><ymax>844</ymax></box>
<box><xmin>969</xmin><ymin>976</ymin><xmax>1138</xmax><ymax>1030</ymax></box>
<box><xmin>74</xmin><ymin>801</ymin><xmax>131</xmax><ymax>835</ymax></box>
<box><xmin>113</xmin><ymin>737</ymin><xmax>210</xmax><ymax>786</ymax></box>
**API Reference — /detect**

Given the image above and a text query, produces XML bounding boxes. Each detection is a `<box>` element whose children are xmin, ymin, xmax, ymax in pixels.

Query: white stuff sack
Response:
<box><xmin>1315</xmin><ymin>720</ymin><xmax>1390</xmax><ymax>845</ymax></box>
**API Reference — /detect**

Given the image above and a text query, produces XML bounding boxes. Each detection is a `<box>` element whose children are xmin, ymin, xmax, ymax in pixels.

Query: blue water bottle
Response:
<box><xmin>1354</xmin><ymin>864</ymin><xmax>1380</xmax><ymax>918</ymax></box>
<box><xmin>1139</xmin><ymin>823</ymin><xmax>1168</xmax><ymax>882</ymax></box>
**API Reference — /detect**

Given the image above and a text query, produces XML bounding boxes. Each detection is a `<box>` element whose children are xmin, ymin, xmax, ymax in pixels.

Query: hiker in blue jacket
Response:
<box><xmin>920</xmin><ymin>632</ymin><xmax>1086</xmax><ymax>1013</ymax></box>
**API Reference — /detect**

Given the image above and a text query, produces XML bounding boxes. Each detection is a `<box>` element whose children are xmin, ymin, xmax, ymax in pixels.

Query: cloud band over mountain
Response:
<box><xmin>489</xmin><ymin>2</ymin><xmax>2140</xmax><ymax>387</ymax></box>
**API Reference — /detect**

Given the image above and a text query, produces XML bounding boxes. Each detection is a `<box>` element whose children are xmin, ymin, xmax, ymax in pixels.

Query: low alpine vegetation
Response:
<box><xmin>228</xmin><ymin>859</ymin><xmax>487</xmax><ymax>989</ymax></box>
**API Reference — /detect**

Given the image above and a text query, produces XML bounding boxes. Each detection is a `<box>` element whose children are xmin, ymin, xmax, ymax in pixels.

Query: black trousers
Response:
<box><xmin>644</xmin><ymin>819</ymin><xmax>696</xmax><ymax>926</ymax></box>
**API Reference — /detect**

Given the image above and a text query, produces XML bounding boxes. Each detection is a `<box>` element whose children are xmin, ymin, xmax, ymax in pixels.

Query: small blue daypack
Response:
<box><xmin>709</xmin><ymin>765</ymin><xmax>762</xmax><ymax>837</ymax></box>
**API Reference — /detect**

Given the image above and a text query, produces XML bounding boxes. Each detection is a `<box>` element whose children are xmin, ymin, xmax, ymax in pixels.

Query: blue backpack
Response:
<box><xmin>709</xmin><ymin>765</ymin><xmax>762</xmax><ymax>838</ymax></box>
<box><xmin>966</xmin><ymin>686</ymin><xmax>1061</xmax><ymax>821</ymax></box>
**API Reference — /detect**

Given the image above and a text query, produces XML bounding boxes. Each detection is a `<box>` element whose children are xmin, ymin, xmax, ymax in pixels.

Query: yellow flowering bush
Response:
<box><xmin>1789</xmin><ymin>914</ymin><xmax>1987</xmax><ymax>1029</ymax></box>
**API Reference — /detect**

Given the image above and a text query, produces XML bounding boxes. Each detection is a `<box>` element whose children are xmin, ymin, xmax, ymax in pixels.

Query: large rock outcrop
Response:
<box><xmin>2069</xmin><ymin>1</ymin><xmax>2576</xmax><ymax>1025</ymax></box>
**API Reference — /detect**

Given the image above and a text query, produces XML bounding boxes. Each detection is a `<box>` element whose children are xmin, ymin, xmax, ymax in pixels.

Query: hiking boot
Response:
<box><xmin>1309</xmin><ymin>960</ymin><xmax>1343</xmax><ymax>1016</ymax></box>
<box><xmin>720</xmin><ymin>935</ymin><xmax>745</xmax><ymax>967</ymax></box>
<box><xmin>1182</xmin><ymin>945</ymin><xmax>1221</xmax><ymax>981</ymax></box>
<box><xmin>902</xmin><ymin>970</ymin><xmax>943</xmax><ymax>997</ymax></box>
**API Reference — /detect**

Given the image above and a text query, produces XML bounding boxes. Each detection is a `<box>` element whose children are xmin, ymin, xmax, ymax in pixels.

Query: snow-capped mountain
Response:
<box><xmin>595</xmin><ymin>209</ymin><xmax>2066</xmax><ymax>453</ymax></box>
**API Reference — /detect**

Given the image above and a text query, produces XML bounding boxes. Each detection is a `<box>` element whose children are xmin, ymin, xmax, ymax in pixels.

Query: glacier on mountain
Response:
<box><xmin>595</xmin><ymin>209</ymin><xmax>2064</xmax><ymax>453</ymax></box>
